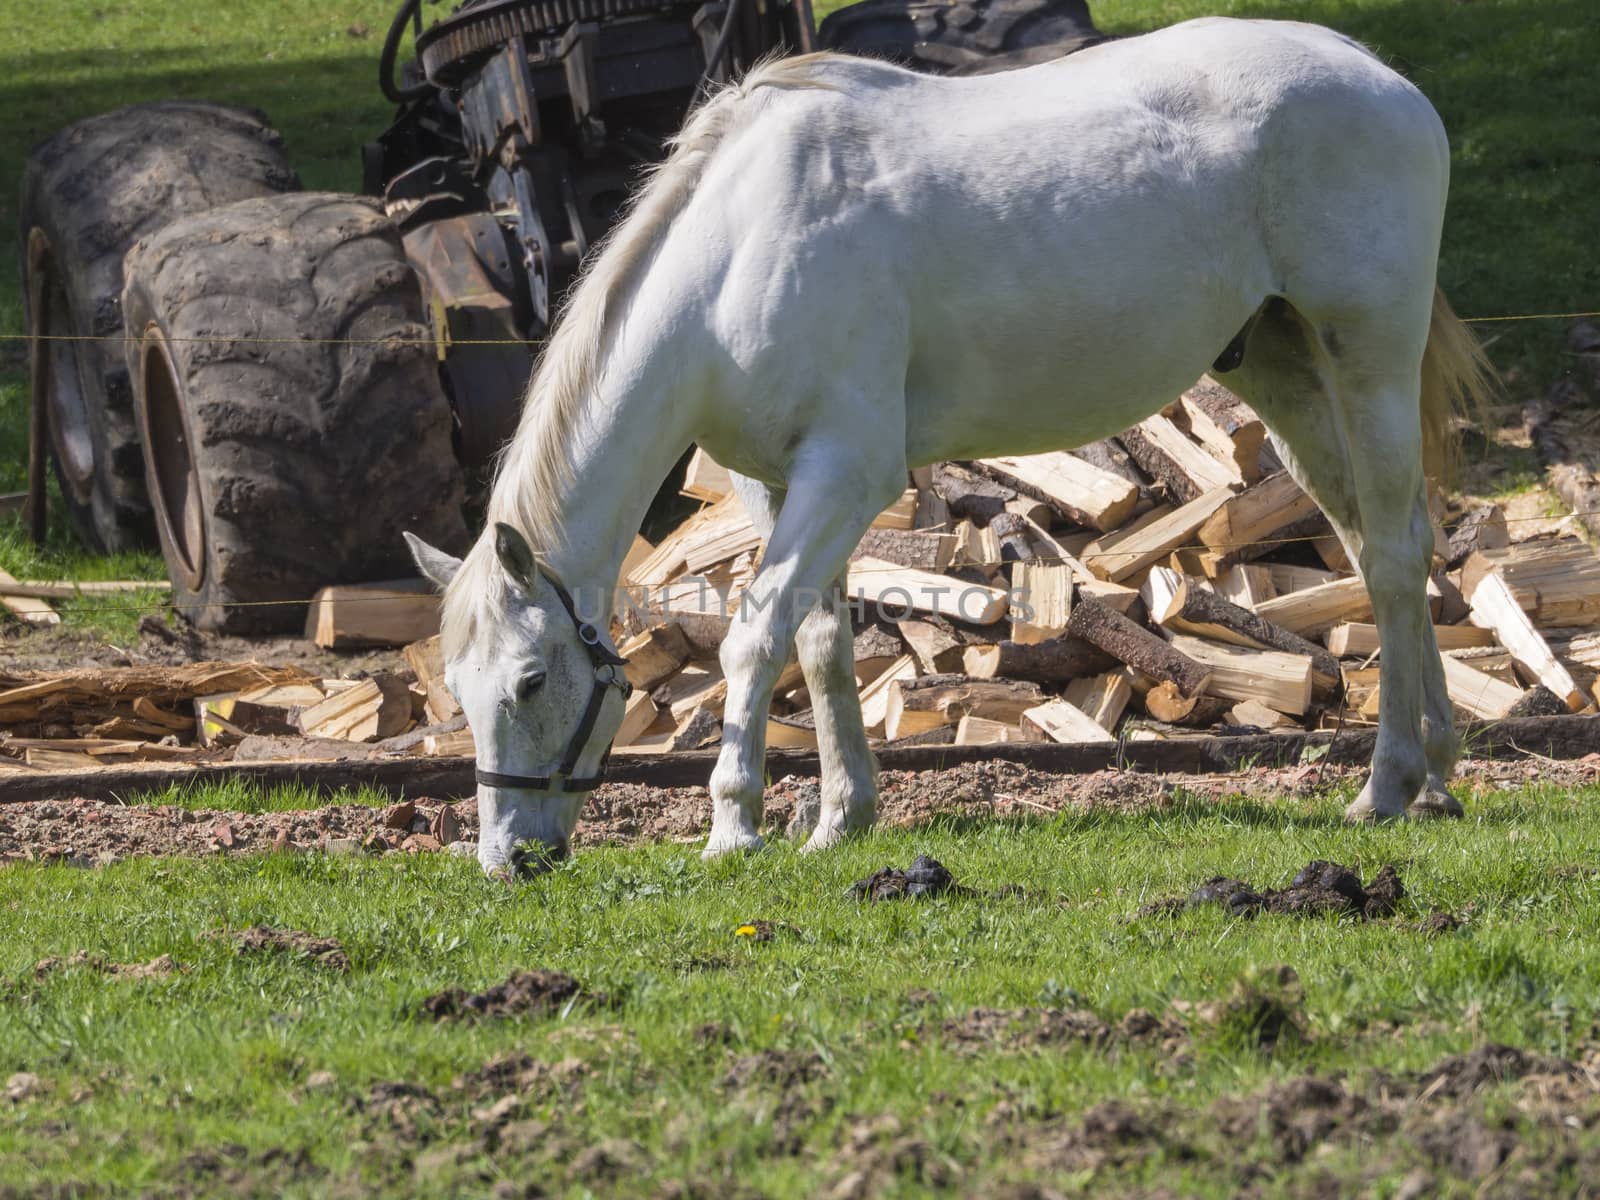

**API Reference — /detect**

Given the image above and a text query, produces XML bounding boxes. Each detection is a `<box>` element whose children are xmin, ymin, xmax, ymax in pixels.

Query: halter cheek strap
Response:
<box><xmin>474</xmin><ymin>570</ymin><xmax>633</xmax><ymax>795</ymax></box>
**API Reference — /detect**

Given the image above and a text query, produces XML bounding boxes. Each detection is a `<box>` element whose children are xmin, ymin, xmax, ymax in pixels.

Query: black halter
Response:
<box><xmin>474</xmin><ymin>570</ymin><xmax>633</xmax><ymax>794</ymax></box>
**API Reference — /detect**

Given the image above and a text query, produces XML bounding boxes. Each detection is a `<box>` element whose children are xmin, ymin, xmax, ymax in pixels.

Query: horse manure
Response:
<box><xmin>421</xmin><ymin>968</ymin><xmax>584</xmax><ymax>1020</ymax></box>
<box><xmin>208</xmin><ymin>925</ymin><xmax>350</xmax><ymax>971</ymax></box>
<box><xmin>849</xmin><ymin>854</ymin><xmax>970</xmax><ymax>901</ymax></box>
<box><xmin>1136</xmin><ymin>859</ymin><xmax>1405</xmax><ymax>920</ymax></box>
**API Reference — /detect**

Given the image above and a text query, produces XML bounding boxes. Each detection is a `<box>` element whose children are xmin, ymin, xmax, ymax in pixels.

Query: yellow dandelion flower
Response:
<box><xmin>734</xmin><ymin>924</ymin><xmax>758</xmax><ymax>937</ymax></box>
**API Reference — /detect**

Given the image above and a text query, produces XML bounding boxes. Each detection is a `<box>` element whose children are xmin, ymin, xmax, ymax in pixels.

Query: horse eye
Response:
<box><xmin>516</xmin><ymin>669</ymin><xmax>546</xmax><ymax>700</ymax></box>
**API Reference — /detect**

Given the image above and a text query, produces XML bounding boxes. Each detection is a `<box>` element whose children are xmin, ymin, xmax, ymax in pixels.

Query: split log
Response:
<box><xmin>295</xmin><ymin>677</ymin><xmax>412</xmax><ymax>742</ymax></box>
<box><xmin>681</xmin><ymin>446</ymin><xmax>733</xmax><ymax>502</ymax></box>
<box><xmin>899</xmin><ymin>619</ymin><xmax>965</xmax><ymax>674</ymax></box>
<box><xmin>656</xmin><ymin>661</ymin><xmax>728</xmax><ymax>723</ymax></box>
<box><xmin>1460</xmin><ymin>538</ymin><xmax>1600</xmax><ymax>629</ymax></box>
<box><xmin>1065</xmin><ymin>596</ymin><xmax>1212</xmax><ymax>697</ymax></box>
<box><xmin>1325</xmin><ymin>622</ymin><xmax>1493</xmax><ymax>658</ymax></box>
<box><xmin>620</xmin><ymin>624</ymin><xmax>694</xmax><ymax>692</ymax></box>
<box><xmin>1467</xmin><ymin>573</ymin><xmax>1588</xmax><ymax>710</ymax></box>
<box><xmin>1143</xmin><ymin>681</ymin><xmax>1233</xmax><ymax>727</ymax></box>
<box><xmin>671</xmin><ymin>706</ymin><xmax>723</xmax><ymax>752</ymax></box>
<box><xmin>910</xmin><ymin>464</ymin><xmax>951</xmax><ymax>531</ymax></box>
<box><xmin>0</xmin><ymin>662</ymin><xmax>315</xmax><ymax>718</ymax></box>
<box><xmin>1229</xmin><ymin>698</ymin><xmax>1295</xmax><ymax>730</ymax></box>
<box><xmin>871</xmin><ymin>489</ymin><xmax>919</xmax><ymax>531</ymax></box>
<box><xmin>1445</xmin><ymin>505</ymin><xmax>1509</xmax><ymax>569</ymax></box>
<box><xmin>932</xmin><ymin>462</ymin><xmax>1014</xmax><ymax>524</ymax></box>
<box><xmin>976</xmin><ymin>451</ymin><xmax>1139</xmax><ymax>532</ymax></box>
<box><xmin>859</xmin><ymin>655</ymin><xmax>918</xmax><ymax>736</ymax></box>
<box><xmin>987</xmin><ymin>512</ymin><xmax>1034</xmax><ymax>562</ymax></box>
<box><xmin>614</xmin><ymin>690</ymin><xmax>661</xmax><ymax>748</ymax></box>
<box><xmin>1009</xmin><ymin>562</ymin><xmax>1072</xmax><ymax>644</ymax></box>
<box><xmin>1062</xmin><ymin>671</ymin><xmax>1132</xmax><ymax>731</ymax></box>
<box><xmin>849</xmin><ymin>528</ymin><xmax>958</xmax><ymax>572</ymax></box>
<box><xmin>404</xmin><ymin>635</ymin><xmax>461</xmax><ymax>724</ymax></box>
<box><xmin>1121</xmin><ymin>413</ymin><xmax>1240</xmax><ymax>502</ymax></box>
<box><xmin>1081</xmin><ymin>487</ymin><xmax>1234</xmax><ymax>582</ymax></box>
<box><xmin>1179</xmin><ymin>377</ymin><xmax>1267</xmax><ymax>484</ymax></box>
<box><xmin>1021</xmin><ymin>699</ymin><xmax>1116</xmax><ymax>744</ymax></box>
<box><xmin>1078</xmin><ymin>579</ymin><xmax>1141</xmax><ymax>616</ymax></box>
<box><xmin>619</xmin><ymin>534</ymin><xmax>655</xmax><ymax>584</ymax></box>
<box><xmin>1212</xmin><ymin>564</ymin><xmax>1275</xmax><ymax>610</ymax></box>
<box><xmin>1252</xmin><ymin>576</ymin><xmax>1373</xmax><ymax>637</ymax></box>
<box><xmin>1072</xmin><ymin>439</ymin><xmax>1156</xmax><ymax>501</ymax></box>
<box><xmin>962</xmin><ymin>636</ymin><xmax>1115</xmax><ymax>685</ymax></box>
<box><xmin>304</xmin><ymin>579</ymin><xmax>438</xmax><ymax>649</ymax></box>
<box><xmin>1438</xmin><ymin>655</ymin><xmax>1524</xmax><ymax>720</ymax></box>
<box><xmin>848</xmin><ymin>556</ymin><xmax>1007</xmax><ymax>624</ymax></box>
<box><xmin>1141</xmin><ymin>567</ymin><xmax>1340</xmax><ymax>693</ymax></box>
<box><xmin>628</xmin><ymin>495</ymin><xmax>743</xmax><ymax>586</ymax></box>
<box><xmin>767</xmin><ymin>711</ymin><xmax>819</xmax><ymax>751</ymax></box>
<box><xmin>1164</xmin><ymin>634</ymin><xmax>1315</xmax><ymax>715</ymax></box>
<box><xmin>882</xmin><ymin>674</ymin><xmax>1044</xmax><ymax>741</ymax></box>
<box><xmin>955</xmin><ymin>714</ymin><xmax>1042</xmax><ymax>745</ymax></box>
<box><xmin>1190</xmin><ymin>471</ymin><xmax>1323</xmax><ymax>575</ymax></box>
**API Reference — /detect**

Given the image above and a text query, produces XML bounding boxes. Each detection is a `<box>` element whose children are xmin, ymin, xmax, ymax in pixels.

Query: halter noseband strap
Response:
<box><xmin>474</xmin><ymin>569</ymin><xmax>633</xmax><ymax>795</ymax></box>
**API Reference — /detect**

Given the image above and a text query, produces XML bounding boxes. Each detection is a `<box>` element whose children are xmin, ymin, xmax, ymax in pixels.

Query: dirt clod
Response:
<box><xmin>211</xmin><ymin>925</ymin><xmax>350</xmax><ymax>972</ymax></box>
<box><xmin>33</xmin><ymin>951</ymin><xmax>177</xmax><ymax>980</ymax></box>
<box><xmin>422</xmin><ymin>969</ymin><xmax>584</xmax><ymax>1020</ymax></box>
<box><xmin>722</xmin><ymin>1049</ymin><xmax>827</xmax><ymax>1090</ymax></box>
<box><xmin>849</xmin><ymin>854</ymin><xmax>968</xmax><ymax>901</ymax></box>
<box><xmin>1140</xmin><ymin>860</ymin><xmax>1405</xmax><ymax>920</ymax></box>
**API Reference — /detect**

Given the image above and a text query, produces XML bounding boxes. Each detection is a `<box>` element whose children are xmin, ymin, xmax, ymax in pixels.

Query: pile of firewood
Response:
<box><xmin>603</xmin><ymin>375</ymin><xmax>1600</xmax><ymax>753</ymax></box>
<box><xmin>5</xmin><ymin>374</ymin><xmax>1600</xmax><ymax>773</ymax></box>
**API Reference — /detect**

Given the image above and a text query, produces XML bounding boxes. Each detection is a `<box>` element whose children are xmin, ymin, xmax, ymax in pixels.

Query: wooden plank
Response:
<box><xmin>613</xmin><ymin>690</ymin><xmax>660</xmax><ymax>748</ymax></box>
<box><xmin>1081</xmin><ymin>487</ymin><xmax>1234</xmax><ymax>582</ymax></box>
<box><xmin>847</xmin><ymin>555</ymin><xmax>1007</xmax><ymax>624</ymax></box>
<box><xmin>1439</xmin><ymin>654</ymin><xmax>1525</xmax><ymax>720</ymax></box>
<box><xmin>1022</xmin><ymin>700</ymin><xmax>1117</xmax><ymax>744</ymax></box>
<box><xmin>0</xmin><ymin>568</ymin><xmax>59</xmax><ymax>627</ymax></box>
<box><xmin>1179</xmin><ymin>377</ymin><xmax>1266</xmax><ymax>484</ymax></box>
<box><xmin>0</xmin><ymin>579</ymin><xmax>170</xmax><ymax>600</ymax></box>
<box><xmin>976</xmin><ymin>452</ymin><xmax>1139</xmax><ymax>533</ymax></box>
<box><xmin>305</xmin><ymin>579</ymin><xmax>438</xmax><ymax>649</ymax></box>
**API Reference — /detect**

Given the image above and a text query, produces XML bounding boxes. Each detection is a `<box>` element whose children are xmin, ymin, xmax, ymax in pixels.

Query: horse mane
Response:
<box><xmin>441</xmin><ymin>53</ymin><xmax>844</xmax><ymax>658</ymax></box>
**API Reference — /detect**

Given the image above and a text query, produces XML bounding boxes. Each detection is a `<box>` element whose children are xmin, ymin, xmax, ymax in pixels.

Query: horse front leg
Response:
<box><xmin>703</xmin><ymin>454</ymin><xmax>902</xmax><ymax>859</ymax></box>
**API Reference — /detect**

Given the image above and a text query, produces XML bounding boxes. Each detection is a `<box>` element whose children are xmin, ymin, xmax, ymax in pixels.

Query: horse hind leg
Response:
<box><xmin>1224</xmin><ymin>299</ymin><xmax>1452</xmax><ymax>821</ymax></box>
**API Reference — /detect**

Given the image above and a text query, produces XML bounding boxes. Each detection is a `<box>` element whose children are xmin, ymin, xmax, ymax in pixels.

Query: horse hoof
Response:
<box><xmin>1343</xmin><ymin>795</ymin><xmax>1405</xmax><ymax>825</ymax></box>
<box><xmin>1409</xmin><ymin>789</ymin><xmax>1465</xmax><ymax>820</ymax></box>
<box><xmin>701</xmin><ymin>830</ymin><xmax>764</xmax><ymax>860</ymax></box>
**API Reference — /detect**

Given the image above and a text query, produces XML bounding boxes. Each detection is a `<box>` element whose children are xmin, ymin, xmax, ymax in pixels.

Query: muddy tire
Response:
<box><xmin>120</xmin><ymin>192</ymin><xmax>469</xmax><ymax>633</ymax></box>
<box><xmin>18</xmin><ymin>102</ymin><xmax>299</xmax><ymax>552</ymax></box>
<box><xmin>819</xmin><ymin>0</ymin><xmax>1105</xmax><ymax>75</ymax></box>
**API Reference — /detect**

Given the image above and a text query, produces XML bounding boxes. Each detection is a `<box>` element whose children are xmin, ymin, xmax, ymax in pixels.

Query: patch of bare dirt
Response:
<box><xmin>421</xmin><ymin>968</ymin><xmax>584</xmax><ymax>1020</ymax></box>
<box><xmin>31</xmin><ymin>950</ymin><xmax>177</xmax><ymax>980</ymax></box>
<box><xmin>721</xmin><ymin>1048</ymin><xmax>828</xmax><ymax>1090</ymax></box>
<box><xmin>0</xmin><ymin>619</ymin><xmax>406</xmax><ymax>676</ymax></box>
<box><xmin>1137</xmin><ymin>860</ymin><xmax>1405</xmax><ymax>921</ymax></box>
<box><xmin>208</xmin><ymin>925</ymin><xmax>350</xmax><ymax>972</ymax></box>
<box><xmin>920</xmin><ymin>1004</ymin><xmax>1187</xmax><ymax>1060</ymax></box>
<box><xmin>5</xmin><ymin>755</ymin><xmax>1600</xmax><ymax>868</ymax></box>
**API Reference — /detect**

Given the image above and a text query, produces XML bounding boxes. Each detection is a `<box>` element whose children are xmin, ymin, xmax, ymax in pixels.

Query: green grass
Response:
<box><xmin>2</xmin><ymin>0</ymin><xmax>1595</xmax><ymax>627</ymax></box>
<box><xmin>4</xmin><ymin>782</ymin><xmax>1600</xmax><ymax>1195</ymax></box>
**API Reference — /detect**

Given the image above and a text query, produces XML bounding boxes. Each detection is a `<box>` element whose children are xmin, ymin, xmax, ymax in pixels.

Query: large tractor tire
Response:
<box><xmin>18</xmin><ymin>102</ymin><xmax>299</xmax><ymax>552</ymax></box>
<box><xmin>120</xmin><ymin>193</ymin><xmax>469</xmax><ymax>634</ymax></box>
<box><xmin>819</xmin><ymin>0</ymin><xmax>1105</xmax><ymax>75</ymax></box>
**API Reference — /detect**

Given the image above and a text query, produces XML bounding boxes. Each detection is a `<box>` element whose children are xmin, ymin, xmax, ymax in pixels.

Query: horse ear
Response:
<box><xmin>404</xmin><ymin>531</ymin><xmax>463</xmax><ymax>590</ymax></box>
<box><xmin>493</xmin><ymin>522</ymin><xmax>544</xmax><ymax>594</ymax></box>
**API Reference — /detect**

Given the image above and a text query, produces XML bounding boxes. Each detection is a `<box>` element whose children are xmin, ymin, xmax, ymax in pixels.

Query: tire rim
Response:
<box><xmin>137</xmin><ymin>324</ymin><xmax>206</xmax><ymax>591</ymax></box>
<box><xmin>30</xmin><ymin>243</ymin><xmax>96</xmax><ymax>501</ymax></box>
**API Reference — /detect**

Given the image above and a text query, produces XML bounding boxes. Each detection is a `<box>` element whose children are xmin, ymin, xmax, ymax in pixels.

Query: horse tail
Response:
<box><xmin>1420</xmin><ymin>288</ymin><xmax>1497</xmax><ymax>484</ymax></box>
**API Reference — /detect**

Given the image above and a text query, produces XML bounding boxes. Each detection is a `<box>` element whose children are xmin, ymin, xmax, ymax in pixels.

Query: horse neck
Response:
<box><xmin>533</xmin><ymin>328</ymin><xmax>706</xmax><ymax>626</ymax></box>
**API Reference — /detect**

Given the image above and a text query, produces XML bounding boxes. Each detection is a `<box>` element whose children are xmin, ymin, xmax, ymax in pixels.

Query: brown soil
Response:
<box><xmin>0</xmin><ymin>616</ymin><xmax>407</xmax><ymax>676</ymax></box>
<box><xmin>1</xmin><ymin>756</ymin><xmax>1596</xmax><ymax>868</ymax></box>
<box><xmin>207</xmin><ymin>925</ymin><xmax>350</xmax><ymax>972</ymax></box>
<box><xmin>421</xmin><ymin>968</ymin><xmax>585</xmax><ymax>1020</ymax></box>
<box><xmin>31</xmin><ymin>950</ymin><xmax>177</xmax><ymax>980</ymax></box>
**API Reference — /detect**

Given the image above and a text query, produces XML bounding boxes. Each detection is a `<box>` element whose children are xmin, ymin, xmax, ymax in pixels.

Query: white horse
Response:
<box><xmin>407</xmin><ymin>17</ymin><xmax>1493</xmax><ymax>875</ymax></box>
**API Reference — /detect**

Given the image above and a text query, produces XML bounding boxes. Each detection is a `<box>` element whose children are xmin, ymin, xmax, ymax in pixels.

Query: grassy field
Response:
<box><xmin>4</xmin><ymin>779</ymin><xmax>1600</xmax><ymax>1195</ymax></box>
<box><xmin>1</xmin><ymin>0</ymin><xmax>1596</xmax><ymax>624</ymax></box>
